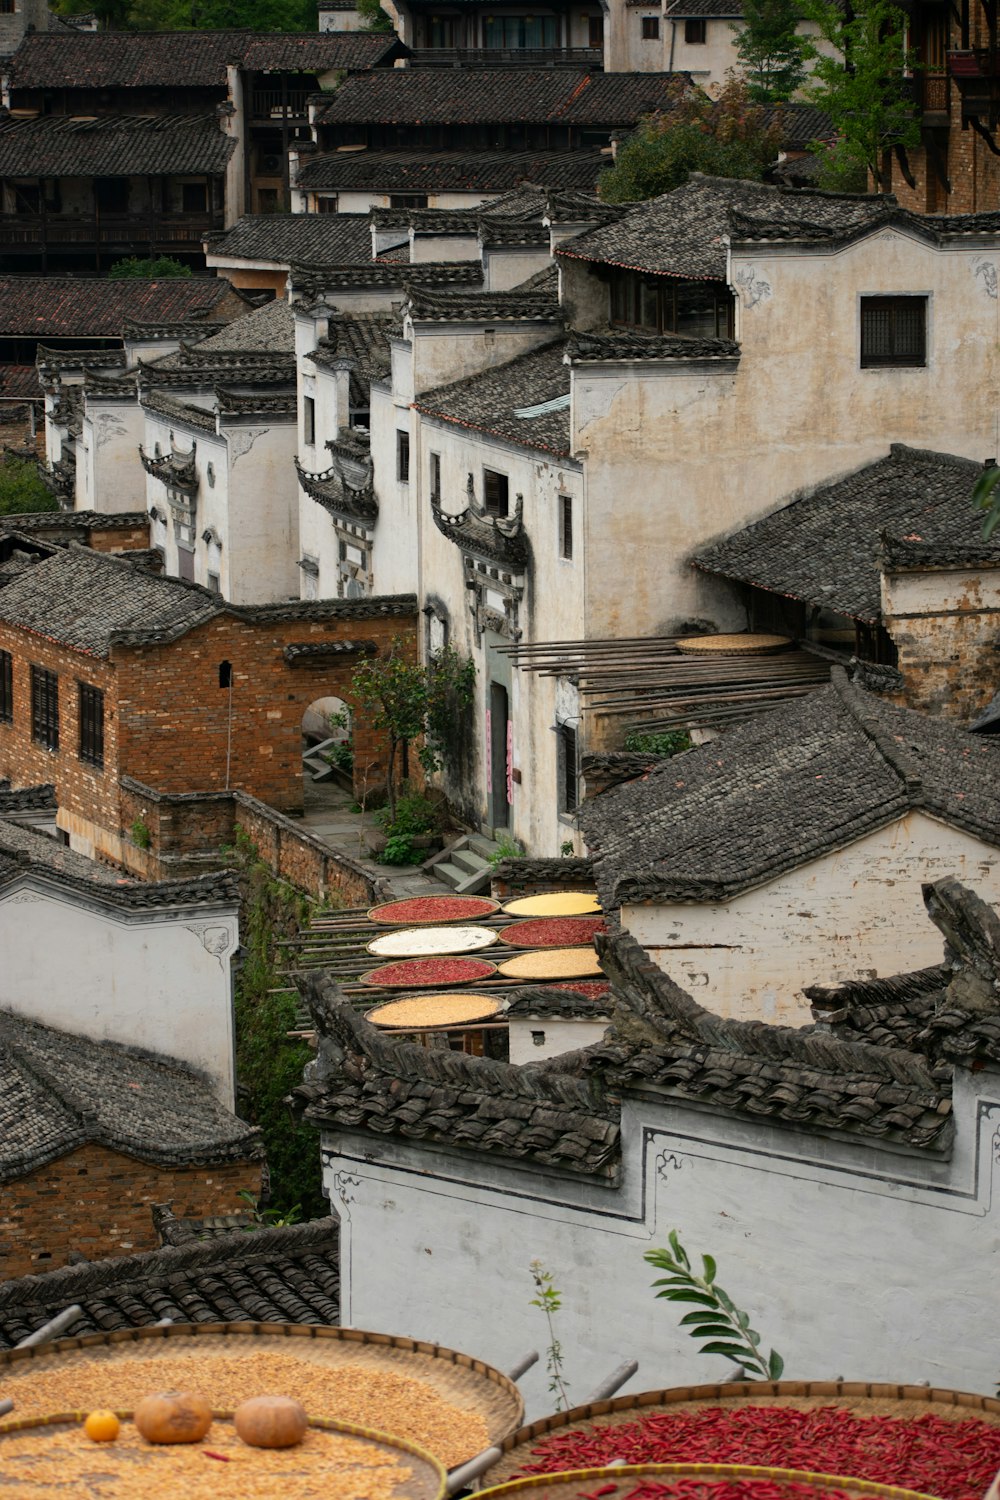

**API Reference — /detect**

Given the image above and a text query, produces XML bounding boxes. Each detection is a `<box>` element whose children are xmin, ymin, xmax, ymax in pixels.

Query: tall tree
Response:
<box><xmin>599</xmin><ymin>78</ymin><xmax>784</xmax><ymax>203</ymax></box>
<box><xmin>734</xmin><ymin>0</ymin><xmax>808</xmax><ymax>102</ymax></box>
<box><xmin>804</xmin><ymin>0</ymin><xmax>919</xmax><ymax>192</ymax></box>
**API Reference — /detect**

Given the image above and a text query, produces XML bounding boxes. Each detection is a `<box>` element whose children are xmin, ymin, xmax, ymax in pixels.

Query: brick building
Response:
<box><xmin>0</xmin><ymin>1009</ymin><xmax>262</xmax><ymax>1279</ymax></box>
<box><xmin>0</xmin><ymin>540</ymin><xmax>417</xmax><ymax>866</ymax></box>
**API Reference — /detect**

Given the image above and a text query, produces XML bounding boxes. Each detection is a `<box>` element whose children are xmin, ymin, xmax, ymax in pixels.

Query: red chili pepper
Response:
<box><xmin>202</xmin><ymin>1450</ymin><xmax>231</xmax><ymax>1462</ymax></box>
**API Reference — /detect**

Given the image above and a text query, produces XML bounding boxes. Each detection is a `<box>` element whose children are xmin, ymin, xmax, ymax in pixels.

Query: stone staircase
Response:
<box><xmin>424</xmin><ymin>832</ymin><xmax>502</xmax><ymax>894</ymax></box>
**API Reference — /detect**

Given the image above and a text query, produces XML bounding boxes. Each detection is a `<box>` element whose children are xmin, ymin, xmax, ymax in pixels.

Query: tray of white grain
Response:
<box><xmin>367</xmin><ymin>926</ymin><xmax>499</xmax><ymax>958</ymax></box>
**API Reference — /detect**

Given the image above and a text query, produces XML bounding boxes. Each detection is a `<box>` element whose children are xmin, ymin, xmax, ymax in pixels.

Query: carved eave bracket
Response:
<box><xmin>294</xmin><ymin>454</ymin><xmax>378</xmax><ymax>533</ymax></box>
<box><xmin>431</xmin><ymin>474</ymin><xmax>530</xmax><ymax>643</ymax></box>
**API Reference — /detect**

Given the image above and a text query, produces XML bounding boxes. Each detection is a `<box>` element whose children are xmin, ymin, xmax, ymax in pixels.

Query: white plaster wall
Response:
<box><xmin>572</xmin><ymin>230</ymin><xmax>1000</xmax><ymax>637</ymax></box>
<box><xmin>323</xmin><ymin>1066</ymin><xmax>1000</xmax><ymax>1418</ymax></box>
<box><xmin>508</xmin><ymin>1015</ymin><xmax>610</xmax><ymax>1064</ymax></box>
<box><xmin>881</xmin><ymin>564</ymin><xmax>1000</xmax><ymax>620</ymax></box>
<box><xmin>221</xmin><ymin>420</ymin><xmax>300</xmax><ymax>603</ymax></box>
<box><xmin>407</xmin><ymin>320</ymin><xmax>560</xmax><ymax>397</ymax></box>
<box><xmin>370</xmin><ymin>377</ymin><xmax>419</xmax><ymax>597</ymax></box>
<box><xmin>319</xmin><ymin>6</ymin><xmax>366</xmax><ymax>30</ymax></box>
<box><xmin>483</xmin><ymin>246</ymin><xmax>554</xmax><ymax>292</ymax></box>
<box><xmin>0</xmin><ymin>879</ymin><xmax>238</xmax><ymax>1105</ymax></box>
<box><xmin>80</xmin><ymin>399</ymin><xmax>146</xmax><ymax>515</ymax></box>
<box><xmin>411</xmin><ymin>233</ymin><xmax>481</xmax><ymax>265</ymax></box>
<box><xmin>623</xmin><ymin>812</ymin><xmax>1000</xmax><ymax>1026</ymax></box>
<box><xmin>328</xmin><ymin>189</ymin><xmax>505</xmax><ymax>215</ymax></box>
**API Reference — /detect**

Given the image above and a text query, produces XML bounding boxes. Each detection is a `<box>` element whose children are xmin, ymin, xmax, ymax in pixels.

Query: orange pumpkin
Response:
<box><xmin>233</xmin><ymin>1395</ymin><xmax>308</xmax><ymax>1449</ymax></box>
<box><xmin>83</xmin><ymin>1410</ymin><xmax>120</xmax><ymax>1443</ymax></box>
<box><xmin>134</xmin><ymin>1391</ymin><xmax>212</xmax><ymax>1445</ymax></box>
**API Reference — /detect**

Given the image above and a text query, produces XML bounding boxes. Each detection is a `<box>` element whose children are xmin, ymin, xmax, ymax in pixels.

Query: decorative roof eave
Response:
<box><xmin>139</xmin><ymin>443</ymin><xmax>198</xmax><ymax>495</ymax></box>
<box><xmin>431</xmin><ymin>483</ymin><xmax>530</xmax><ymax>571</ymax></box>
<box><xmin>38</xmin><ymin>458</ymin><xmax>74</xmax><ymax>502</ymax></box>
<box><xmin>555</xmin><ymin>244</ymin><xmax>731</xmax><ymax>282</ymax></box>
<box><xmin>217</xmin><ymin>389</ymin><xmax>297</xmax><ymax>419</ymax></box>
<box><xmin>294</xmin><ymin>456</ymin><xmax>378</xmax><ymax>527</ymax></box>
<box><xmin>726</xmin><ymin>205</ymin><xmax>1000</xmax><ymax>255</ymax></box>
<box><xmin>283</xmin><ymin>640</ymin><xmax>379</xmax><ymax>664</ymax></box>
<box><xmin>567</xmin><ymin>331</ymin><xmax>741</xmax><ymax>364</ymax></box>
<box><xmin>415</xmin><ymin>403</ymin><xmax>572</xmax><ymax>460</ymax></box>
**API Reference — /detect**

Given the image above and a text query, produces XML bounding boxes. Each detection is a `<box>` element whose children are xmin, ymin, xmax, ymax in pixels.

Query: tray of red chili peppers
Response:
<box><xmin>484</xmin><ymin>1381</ymin><xmax>1000</xmax><ymax>1499</ymax></box>
<box><xmin>476</xmin><ymin>1461</ymin><xmax>944</xmax><ymax>1500</ymax></box>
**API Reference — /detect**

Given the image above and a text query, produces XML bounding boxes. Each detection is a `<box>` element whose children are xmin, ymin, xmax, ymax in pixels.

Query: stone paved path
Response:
<box><xmin>300</xmin><ymin>778</ymin><xmax>443</xmax><ymax>901</ymax></box>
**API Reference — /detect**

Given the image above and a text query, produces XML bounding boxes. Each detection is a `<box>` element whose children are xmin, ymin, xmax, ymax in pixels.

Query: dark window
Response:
<box><xmin>303</xmin><ymin>395</ymin><xmax>316</xmax><ymax>446</ymax></box>
<box><xmin>430</xmin><ymin>451</ymin><xmax>441</xmax><ymax>500</ymax></box>
<box><xmin>0</xmin><ymin>649</ymin><xmax>11</xmax><ymax>724</ymax></box>
<box><xmin>182</xmin><ymin>182</ymin><xmax>207</xmax><ymax>214</ymax></box>
<box><xmin>389</xmin><ymin>193</ymin><xmax>429</xmax><ymax>209</ymax></box>
<box><xmin>685</xmin><ymin>17</ymin><xmax>707</xmax><ymax>42</ymax></box>
<box><xmin>0</xmin><ymin>2</ymin><xmax>15</xmax><ymax>15</ymax></box>
<box><xmin>861</xmin><ymin>296</ymin><xmax>927</xmax><ymax>368</ymax></box>
<box><xmin>397</xmin><ymin>429</ymin><xmax>410</xmax><ymax>482</ymax></box>
<box><xmin>78</xmin><ymin>683</ymin><xmax>104</xmax><ymax>769</ymax></box>
<box><xmin>557</xmin><ymin>724</ymin><xmax>578</xmax><ymax>814</ymax></box>
<box><xmin>642</xmin><ymin>15</ymin><xmax>660</xmax><ymax>38</ymax></box>
<box><xmin>31</xmin><ymin>666</ymin><xmax>58</xmax><ymax>751</ymax></box>
<box><xmin>219</xmin><ymin>660</ymin><xmax>233</xmax><ymax>689</ymax></box>
<box><xmin>207</xmin><ymin>571</ymin><xmax>221</xmax><ymax>593</ymax></box>
<box><xmin>589</xmin><ymin>14</ymin><xmax>604</xmax><ymax>46</ymax></box>
<box><xmin>316</xmin><ymin>195</ymin><xmax>339</xmax><ymax>213</ymax></box>
<box><xmin>95</xmin><ymin>177</ymin><xmax>128</xmax><ymax>214</ymax></box>
<box><xmin>610</xmin><ymin>270</ymin><xmax>734</xmax><ymax>339</ymax></box>
<box><xmin>483</xmin><ymin>468</ymin><xmax>509</xmax><ymax>518</ymax></box>
<box><xmin>559</xmin><ymin>494</ymin><xmax>574</xmax><ymax>560</ymax></box>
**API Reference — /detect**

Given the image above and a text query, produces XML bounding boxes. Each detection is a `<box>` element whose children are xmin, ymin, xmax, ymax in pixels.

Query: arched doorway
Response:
<box><xmin>302</xmin><ymin>695</ymin><xmax>353</xmax><ymax>786</ymax></box>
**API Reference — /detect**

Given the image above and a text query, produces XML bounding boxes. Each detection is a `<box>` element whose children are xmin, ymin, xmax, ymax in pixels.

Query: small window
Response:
<box><xmin>559</xmin><ymin>494</ymin><xmax>574</xmax><ymax>560</ymax></box>
<box><xmin>483</xmin><ymin>468</ymin><xmax>509</xmax><ymax>518</ymax></box>
<box><xmin>78</xmin><ymin>683</ymin><xmax>104</xmax><ymax>769</ymax></box>
<box><xmin>397</xmin><ymin>429</ymin><xmax>410</xmax><ymax>482</ymax></box>
<box><xmin>557</xmin><ymin>723</ymin><xmax>578</xmax><ymax>814</ymax></box>
<box><xmin>31</xmin><ymin>666</ymin><xmax>58</xmax><ymax>751</ymax></box>
<box><xmin>430</xmin><ymin>451</ymin><xmax>441</xmax><ymax>500</ymax></box>
<box><xmin>860</xmin><ymin>296</ymin><xmax>927</xmax><ymax>368</ymax></box>
<box><xmin>177</xmin><ymin>546</ymin><xmax>195</xmax><ymax>583</ymax></box>
<box><xmin>684</xmin><ymin>17</ymin><xmax>707</xmax><ymax>42</ymax></box>
<box><xmin>182</xmin><ymin>182</ymin><xmax>208</xmax><ymax>214</ymax></box>
<box><xmin>0</xmin><ymin>2</ymin><xmax>15</xmax><ymax>15</ymax></box>
<box><xmin>303</xmin><ymin>395</ymin><xmax>316</xmax><ymax>446</ymax></box>
<box><xmin>642</xmin><ymin>15</ymin><xmax>660</xmax><ymax>38</ymax></box>
<box><xmin>0</xmin><ymin>650</ymin><xmax>11</xmax><ymax>724</ymax></box>
<box><xmin>589</xmin><ymin>14</ymin><xmax>604</xmax><ymax>46</ymax></box>
<box><xmin>316</xmin><ymin>195</ymin><xmax>339</xmax><ymax>213</ymax></box>
<box><xmin>389</xmin><ymin>193</ymin><xmax>429</xmax><ymax>208</ymax></box>
<box><xmin>207</xmin><ymin>571</ymin><xmax>221</xmax><ymax>593</ymax></box>
<box><xmin>219</xmin><ymin>660</ymin><xmax>233</xmax><ymax>689</ymax></box>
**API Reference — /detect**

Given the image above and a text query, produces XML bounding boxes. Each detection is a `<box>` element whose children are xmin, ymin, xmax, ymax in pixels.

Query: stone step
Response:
<box><xmin>302</xmin><ymin>754</ymin><xmax>334</xmax><ymax>783</ymax></box>
<box><xmin>467</xmin><ymin>833</ymin><xmax>501</xmax><ymax>860</ymax></box>
<box><xmin>452</xmin><ymin>845</ymin><xmax>490</xmax><ymax>877</ymax></box>
<box><xmin>432</xmin><ymin>860</ymin><xmax>466</xmax><ymax>890</ymax></box>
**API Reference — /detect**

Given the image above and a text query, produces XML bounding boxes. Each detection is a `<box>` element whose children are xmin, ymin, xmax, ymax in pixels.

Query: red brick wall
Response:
<box><xmin>89</xmin><ymin>522</ymin><xmax>151</xmax><ymax>554</ymax></box>
<box><xmin>0</xmin><ymin>1145</ymin><xmax>261</xmax><ymax>1279</ymax></box>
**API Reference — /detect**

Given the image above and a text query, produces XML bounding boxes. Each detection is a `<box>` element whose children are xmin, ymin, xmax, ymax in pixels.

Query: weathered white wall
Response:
<box><xmin>483</xmin><ymin>246</ymin><xmax>554</xmax><ymax>291</ymax></box>
<box><xmin>219</xmin><ymin>418</ymin><xmax>300</xmax><ymax>603</ymax></box>
<box><xmin>323</xmin><ymin>1065</ymin><xmax>1000</xmax><ymax>1418</ymax></box>
<box><xmin>79</xmin><ymin>398</ymin><xmax>145</xmax><ymax>515</ymax></box>
<box><xmin>508</xmin><ymin>1014</ymin><xmax>610</xmax><ymax>1063</ymax></box>
<box><xmin>411</xmin><ymin>233</ymin><xmax>481</xmax><ymax>265</ymax></box>
<box><xmin>623</xmin><ymin>812</ymin><xmax>1000</xmax><ymax>1026</ymax></box>
<box><xmin>0</xmin><ymin>877</ymin><xmax>238</xmax><ymax>1105</ymax></box>
<box><xmin>370</xmin><ymin>375</ymin><xmax>419</xmax><ymax>598</ymax></box>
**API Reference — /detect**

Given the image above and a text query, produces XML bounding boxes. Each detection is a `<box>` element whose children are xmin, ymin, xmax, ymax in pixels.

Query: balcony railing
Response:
<box><xmin>947</xmin><ymin>50</ymin><xmax>1000</xmax><ymax>119</ymax></box>
<box><xmin>0</xmin><ymin>213</ymin><xmax>219</xmax><ymax>248</ymax></box>
<box><xmin>250</xmin><ymin>88</ymin><xmax>312</xmax><ymax>120</ymax></box>
<box><xmin>408</xmin><ymin>46</ymin><xmax>603</xmax><ymax>67</ymax></box>
<box><xmin>906</xmin><ymin>68</ymin><xmax>950</xmax><ymax>118</ymax></box>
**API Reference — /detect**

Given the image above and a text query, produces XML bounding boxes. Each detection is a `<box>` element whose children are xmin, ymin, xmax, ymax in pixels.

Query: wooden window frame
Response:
<box><xmin>430</xmin><ymin>451</ymin><xmax>441</xmax><ymax>501</ymax></box>
<box><xmin>860</xmin><ymin>295</ymin><xmax>927</xmax><ymax>369</ymax></box>
<box><xmin>303</xmin><ymin>394</ymin><xmax>316</xmax><ymax>446</ymax></box>
<box><xmin>557</xmin><ymin>723</ymin><xmax>579</xmax><ymax>815</ymax></box>
<box><xmin>641</xmin><ymin>14</ymin><xmax>660</xmax><ymax>38</ymax></box>
<box><xmin>559</xmin><ymin>494</ymin><xmax>574</xmax><ymax>560</ymax></box>
<box><xmin>31</xmin><ymin>666</ymin><xmax>58</xmax><ymax>752</ymax></box>
<box><xmin>78</xmin><ymin>682</ymin><xmax>104</xmax><ymax>770</ymax></box>
<box><xmin>0</xmin><ymin>649</ymin><xmax>11</xmax><ymax>724</ymax></box>
<box><xmin>685</xmin><ymin>17</ymin><xmax>707</xmax><ymax>42</ymax></box>
<box><xmin>483</xmin><ymin>468</ymin><xmax>509</xmax><ymax>518</ymax></box>
<box><xmin>397</xmin><ymin>429</ymin><xmax>410</xmax><ymax>483</ymax></box>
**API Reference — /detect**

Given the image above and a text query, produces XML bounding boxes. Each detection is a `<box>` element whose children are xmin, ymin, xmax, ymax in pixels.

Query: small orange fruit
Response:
<box><xmin>84</xmin><ymin>1410</ymin><xmax>120</xmax><ymax>1443</ymax></box>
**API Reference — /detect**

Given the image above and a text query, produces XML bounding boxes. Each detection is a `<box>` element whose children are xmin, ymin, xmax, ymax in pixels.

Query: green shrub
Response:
<box><xmin>624</xmin><ymin>729</ymin><xmax>692</xmax><ymax>757</ymax></box>
<box><xmin>380</xmin><ymin>833</ymin><xmax>420</xmax><ymax>865</ymax></box>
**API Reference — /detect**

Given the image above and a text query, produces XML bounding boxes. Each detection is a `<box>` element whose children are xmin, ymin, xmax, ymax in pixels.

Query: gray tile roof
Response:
<box><xmin>206</xmin><ymin>213</ymin><xmax>373</xmax><ymax>268</ymax></box>
<box><xmin>306</xmin><ymin>312</ymin><xmax>395</xmax><ymax>400</ymax></box>
<box><xmin>297</xmin><ymin>148</ymin><xmax>607</xmax><ymax>193</ymax></box>
<box><xmin>0</xmin><ymin>818</ymin><xmax>124</xmax><ymax>885</ymax></box>
<box><xmin>0</xmin><ymin>783</ymin><xmax>55</xmax><ymax>812</ymax></box>
<box><xmin>290</xmin><ymin>260</ymin><xmax>483</xmax><ymax>300</ymax></box>
<box><xmin>692</xmin><ymin>445</ymin><xmax>991</xmax><ymax>625</ymax></box>
<box><xmin>581</xmin><ymin>670</ymin><xmax>1000</xmax><ymax>907</ymax></box>
<box><xmin>0</xmin><ymin>1011</ymin><xmax>262</xmax><ymax>1184</ymax></box>
<box><xmin>567</xmin><ymin>329</ymin><xmax>739</xmax><ymax>361</ymax></box>
<box><xmin>0</xmin><ymin>276</ymin><xmax>238</xmax><ymax>338</ymax></box>
<box><xmin>0</xmin><ymin>1219</ymin><xmax>339</xmax><ymax>1349</ymax></box>
<box><xmin>191</xmin><ymin>297</ymin><xmax>296</xmax><ymax>353</ymax></box>
<box><xmin>0</xmin><ymin>112</ymin><xmax>234</xmax><ymax>177</ymax></box>
<box><xmin>416</xmin><ymin>340</ymin><xmax>571</xmax><ymax>457</ymax></box>
<box><xmin>0</xmin><ymin>545</ymin><xmax>216</xmax><ymax>658</ymax></box>
<box><xmin>505</xmin><ymin>986</ymin><xmax>612</xmax><ymax>1019</ymax></box>
<box><xmin>665</xmin><ymin>0</ymin><xmax>742</xmax><ymax>15</ymax></box>
<box><xmin>558</xmin><ymin>176</ymin><xmax>889</xmax><ymax>279</ymax></box>
<box><xmin>729</xmin><ymin>199</ymin><xmax>1000</xmax><ymax>250</ymax></box>
<box><xmin>405</xmin><ymin>285</ymin><xmax>561</xmax><ymax>323</ymax></box>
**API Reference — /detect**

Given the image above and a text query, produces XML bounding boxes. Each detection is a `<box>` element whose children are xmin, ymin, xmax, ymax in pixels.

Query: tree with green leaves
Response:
<box><xmin>108</xmin><ymin>255</ymin><xmax>192</xmax><ymax>279</ymax></box>
<box><xmin>599</xmin><ymin>78</ymin><xmax>784</xmax><ymax>203</ymax></box>
<box><xmin>0</xmin><ymin>455</ymin><xmax>58</xmax><ymax>517</ymax></box>
<box><xmin>734</xmin><ymin>0</ymin><xmax>807</xmax><ymax>101</ymax></box>
<box><xmin>356</xmin><ymin>0</ymin><xmax>395</xmax><ymax>32</ymax></box>
<box><xmin>803</xmin><ymin>0</ymin><xmax>918</xmax><ymax>192</ymax></box>
<box><xmin>351</xmin><ymin>640</ymin><xmax>475</xmax><ymax>821</ymax></box>
<box><xmin>646</xmin><ymin>1230</ymin><xmax>785</xmax><ymax>1380</ymax></box>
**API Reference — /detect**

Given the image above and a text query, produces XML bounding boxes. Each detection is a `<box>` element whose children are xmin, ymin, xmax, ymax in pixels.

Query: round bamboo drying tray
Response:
<box><xmin>367</xmin><ymin>896</ymin><xmax>500</xmax><ymax>926</ymax></box>
<box><xmin>485</xmin><ymin>1381</ymin><xmax>1000</xmax><ymax>1487</ymax></box>
<box><xmin>366</xmin><ymin>994</ymin><xmax>502</xmax><ymax>1029</ymax></box>
<box><xmin>674</xmin><ymin>634</ymin><xmax>792</xmax><ymax>657</ymax></box>
<box><xmin>359</xmin><ymin>956</ymin><xmax>499</xmax><ymax>989</ymax></box>
<box><xmin>502</xmin><ymin>893</ymin><xmax>601</xmax><ymax>918</ymax></box>
<box><xmin>0</xmin><ymin>1323</ymin><xmax>525</xmax><ymax>1470</ymax></box>
<box><xmin>496</xmin><ymin>949</ymin><xmax>603</xmax><ymax>981</ymax></box>
<box><xmin>367</xmin><ymin>926</ymin><xmax>499</xmax><ymax>959</ymax></box>
<box><xmin>0</xmin><ymin>1408</ymin><xmax>446</xmax><ymax>1500</ymax></box>
<box><xmin>498</xmin><ymin>917</ymin><xmax>605</xmax><ymax>949</ymax></box>
<box><xmin>477</xmin><ymin>1462</ymin><xmax>944</xmax><ymax>1500</ymax></box>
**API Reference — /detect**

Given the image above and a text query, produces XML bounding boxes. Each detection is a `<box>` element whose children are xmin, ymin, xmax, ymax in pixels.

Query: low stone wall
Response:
<box><xmin>117</xmin><ymin>776</ymin><xmax>376</xmax><ymax>904</ymax></box>
<box><xmin>491</xmin><ymin>856</ymin><xmax>595</xmax><ymax>901</ymax></box>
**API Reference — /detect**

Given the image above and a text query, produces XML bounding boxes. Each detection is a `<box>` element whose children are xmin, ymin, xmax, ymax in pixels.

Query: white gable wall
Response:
<box><xmin>0</xmin><ymin>879</ymin><xmax>238</xmax><ymax>1105</ymax></box>
<box><xmin>622</xmin><ymin>811</ymin><xmax>1000</xmax><ymax>1026</ymax></box>
<box><xmin>79</xmin><ymin>399</ymin><xmax>145</xmax><ymax>515</ymax></box>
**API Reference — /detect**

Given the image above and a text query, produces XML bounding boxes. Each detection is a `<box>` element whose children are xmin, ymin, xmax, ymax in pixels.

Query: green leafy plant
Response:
<box><xmin>108</xmin><ymin>255</ymin><xmax>192</xmax><ymax>278</ymax></box>
<box><xmin>600</xmin><ymin>78</ymin><xmax>784</xmax><ymax>203</ymax></box>
<box><xmin>733</xmin><ymin>0</ymin><xmax>808</xmax><ymax>101</ymax></box>
<box><xmin>322</xmin><ymin>703</ymin><xmax>354</xmax><ymax>773</ymax></box>
<box><xmin>802</xmin><ymin>0</ymin><xmax>918</xmax><ymax>192</ymax></box>
<box><xmin>357</xmin><ymin>0</ymin><xmax>395</xmax><ymax>29</ymax></box>
<box><xmin>0</xmin><ymin>455</ymin><xmax>58</xmax><ymax>517</ymax></box>
<box><xmin>489</xmin><ymin>834</ymin><xmax>525</xmax><ymax>869</ymax></box>
<box><xmin>380</xmin><ymin>833</ymin><xmax>420</xmax><ymax>866</ymax></box>
<box><xmin>624</xmin><ymin>729</ymin><xmax>692</xmax><ymax>757</ymax></box>
<box><xmin>973</xmin><ymin>464</ymin><xmax>1000</xmax><ymax>542</ymax></box>
<box><xmin>130</xmin><ymin>817</ymin><xmax>152</xmax><ymax>849</ymax></box>
<box><xmin>560</xmin><ymin>841</ymin><xmax>575</xmax><ymax>857</ymax></box>
<box><xmin>237</xmin><ymin>1189</ymin><xmax>303</xmax><ymax>1228</ymax></box>
<box><xmin>529</xmin><ymin>1261</ymin><xmax>572</xmax><ymax>1411</ymax></box>
<box><xmin>645</xmin><ymin>1230</ymin><xmax>785</xmax><ymax>1380</ymax></box>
